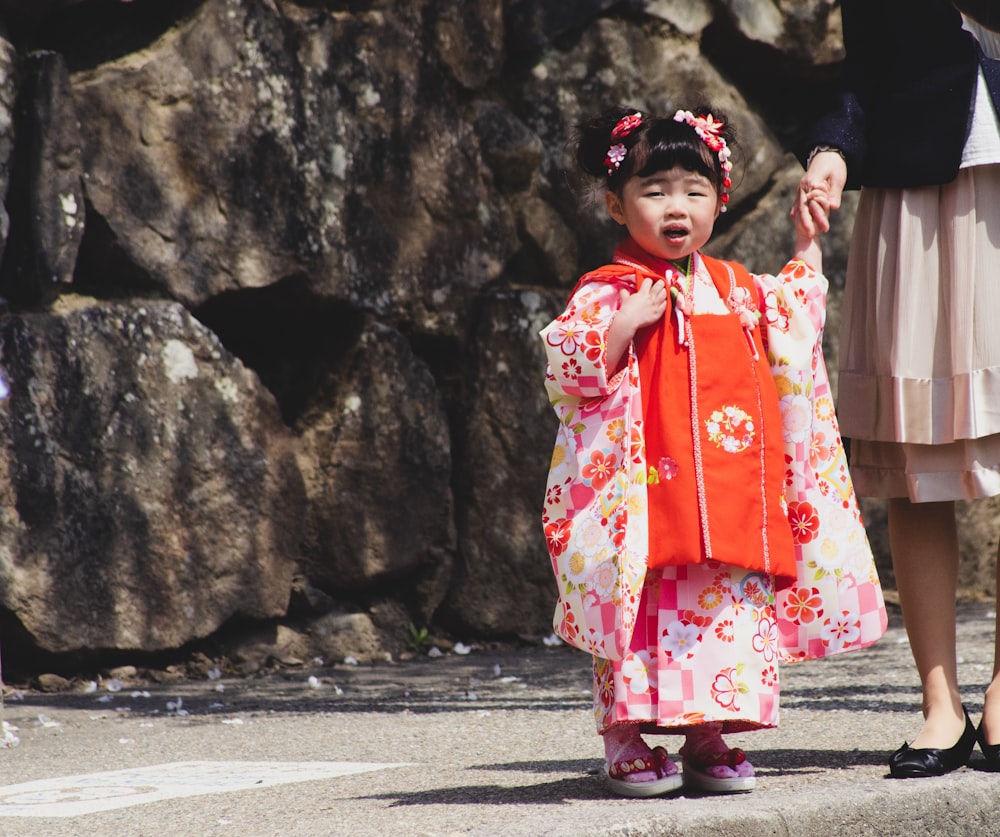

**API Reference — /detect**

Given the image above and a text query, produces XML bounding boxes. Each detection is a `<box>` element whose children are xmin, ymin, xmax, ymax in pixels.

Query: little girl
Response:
<box><xmin>540</xmin><ymin>106</ymin><xmax>887</xmax><ymax>797</ymax></box>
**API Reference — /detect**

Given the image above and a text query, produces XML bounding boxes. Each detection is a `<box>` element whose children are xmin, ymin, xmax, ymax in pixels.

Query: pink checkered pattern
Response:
<box><xmin>593</xmin><ymin>563</ymin><xmax>782</xmax><ymax>735</ymax></box>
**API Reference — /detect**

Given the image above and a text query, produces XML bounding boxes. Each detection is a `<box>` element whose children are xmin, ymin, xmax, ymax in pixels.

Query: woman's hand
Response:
<box><xmin>792</xmin><ymin>150</ymin><xmax>848</xmax><ymax>236</ymax></box>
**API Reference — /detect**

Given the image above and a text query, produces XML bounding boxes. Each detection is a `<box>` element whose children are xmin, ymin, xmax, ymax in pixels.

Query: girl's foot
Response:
<box><xmin>603</xmin><ymin>725</ymin><xmax>682</xmax><ymax>798</ymax></box>
<box><xmin>680</xmin><ymin>723</ymin><xmax>756</xmax><ymax>794</ymax></box>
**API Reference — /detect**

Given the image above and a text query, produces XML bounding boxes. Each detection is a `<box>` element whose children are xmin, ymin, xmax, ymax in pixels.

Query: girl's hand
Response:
<box><xmin>606</xmin><ymin>279</ymin><xmax>667</xmax><ymax>372</ymax></box>
<box><xmin>793</xmin><ymin>184</ymin><xmax>830</xmax><ymax>272</ymax></box>
<box><xmin>795</xmin><ymin>186</ymin><xmax>832</xmax><ymax>238</ymax></box>
<box><xmin>792</xmin><ymin>150</ymin><xmax>847</xmax><ymax>236</ymax></box>
<box><xmin>618</xmin><ymin>279</ymin><xmax>668</xmax><ymax>331</ymax></box>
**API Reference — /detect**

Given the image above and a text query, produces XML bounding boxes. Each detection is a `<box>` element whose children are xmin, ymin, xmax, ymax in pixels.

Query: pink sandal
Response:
<box><xmin>680</xmin><ymin>744</ymin><xmax>756</xmax><ymax>794</ymax></box>
<box><xmin>605</xmin><ymin>745</ymin><xmax>683</xmax><ymax>798</ymax></box>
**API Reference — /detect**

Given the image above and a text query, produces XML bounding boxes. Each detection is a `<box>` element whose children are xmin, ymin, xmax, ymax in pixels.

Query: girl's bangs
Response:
<box><xmin>636</xmin><ymin>143</ymin><xmax>716</xmax><ymax>183</ymax></box>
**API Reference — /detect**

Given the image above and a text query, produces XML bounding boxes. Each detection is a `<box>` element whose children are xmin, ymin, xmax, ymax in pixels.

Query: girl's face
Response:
<box><xmin>606</xmin><ymin>165</ymin><xmax>721</xmax><ymax>262</ymax></box>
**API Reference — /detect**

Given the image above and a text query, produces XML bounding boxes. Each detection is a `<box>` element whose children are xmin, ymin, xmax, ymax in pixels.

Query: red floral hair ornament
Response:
<box><xmin>672</xmin><ymin>109</ymin><xmax>733</xmax><ymax>212</ymax></box>
<box><xmin>604</xmin><ymin>112</ymin><xmax>643</xmax><ymax>176</ymax></box>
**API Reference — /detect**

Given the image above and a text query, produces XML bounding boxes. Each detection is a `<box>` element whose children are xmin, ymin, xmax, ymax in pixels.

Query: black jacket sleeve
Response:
<box><xmin>803</xmin><ymin>0</ymin><xmax>981</xmax><ymax>189</ymax></box>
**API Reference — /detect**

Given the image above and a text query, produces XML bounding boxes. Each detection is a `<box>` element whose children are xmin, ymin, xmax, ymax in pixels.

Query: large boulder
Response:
<box><xmin>0</xmin><ymin>296</ymin><xmax>303</xmax><ymax>653</ymax></box>
<box><xmin>295</xmin><ymin>321</ymin><xmax>455</xmax><ymax>622</ymax></box>
<box><xmin>71</xmin><ymin>0</ymin><xmax>518</xmax><ymax>340</ymax></box>
<box><xmin>442</xmin><ymin>288</ymin><xmax>564</xmax><ymax>637</ymax></box>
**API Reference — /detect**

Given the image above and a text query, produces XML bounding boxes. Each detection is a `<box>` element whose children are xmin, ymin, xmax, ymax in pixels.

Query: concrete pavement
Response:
<box><xmin>1</xmin><ymin>601</ymin><xmax>999</xmax><ymax>836</ymax></box>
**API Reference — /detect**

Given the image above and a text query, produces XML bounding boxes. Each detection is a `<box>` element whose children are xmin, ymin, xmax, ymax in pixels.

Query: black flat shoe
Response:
<box><xmin>888</xmin><ymin>709</ymin><xmax>976</xmax><ymax>778</ymax></box>
<box><xmin>977</xmin><ymin>719</ymin><xmax>1000</xmax><ymax>770</ymax></box>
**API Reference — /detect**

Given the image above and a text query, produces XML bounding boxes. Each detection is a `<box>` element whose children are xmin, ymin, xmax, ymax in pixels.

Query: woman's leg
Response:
<box><xmin>888</xmin><ymin>498</ymin><xmax>965</xmax><ymax>748</ymax></box>
<box><xmin>980</xmin><ymin>537</ymin><xmax>1000</xmax><ymax>745</ymax></box>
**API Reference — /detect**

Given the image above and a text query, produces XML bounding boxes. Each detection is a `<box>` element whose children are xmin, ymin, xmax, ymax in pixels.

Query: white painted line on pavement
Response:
<box><xmin>0</xmin><ymin>760</ymin><xmax>408</xmax><ymax>818</ymax></box>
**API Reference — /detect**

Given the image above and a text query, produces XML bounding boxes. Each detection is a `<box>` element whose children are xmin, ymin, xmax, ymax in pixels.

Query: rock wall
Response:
<box><xmin>0</xmin><ymin>0</ymin><xmax>994</xmax><ymax>671</ymax></box>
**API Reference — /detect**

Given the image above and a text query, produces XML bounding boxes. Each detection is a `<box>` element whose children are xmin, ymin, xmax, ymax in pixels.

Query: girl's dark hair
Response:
<box><xmin>575</xmin><ymin>104</ymin><xmax>736</xmax><ymax>196</ymax></box>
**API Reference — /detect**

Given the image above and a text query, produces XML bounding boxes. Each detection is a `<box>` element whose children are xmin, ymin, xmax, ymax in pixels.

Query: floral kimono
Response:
<box><xmin>540</xmin><ymin>242</ymin><xmax>887</xmax><ymax>734</ymax></box>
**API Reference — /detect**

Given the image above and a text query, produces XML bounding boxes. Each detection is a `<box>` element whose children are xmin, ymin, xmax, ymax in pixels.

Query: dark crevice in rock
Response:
<box><xmin>0</xmin><ymin>607</ymin><xmax>45</xmax><ymax>679</ymax></box>
<box><xmin>0</xmin><ymin>50</ymin><xmax>82</xmax><ymax>308</ymax></box>
<box><xmin>700</xmin><ymin>17</ymin><xmax>844</xmax><ymax>153</ymax></box>
<box><xmin>406</xmin><ymin>328</ymin><xmax>469</xmax><ymax>441</ymax></box>
<box><xmin>2</xmin><ymin>0</ymin><xmax>207</xmax><ymax>72</ymax></box>
<box><xmin>192</xmin><ymin>276</ymin><xmax>363</xmax><ymax>425</ymax></box>
<box><xmin>504</xmin><ymin>0</ymin><xmax>624</xmax><ymax>61</ymax></box>
<box><xmin>0</xmin><ymin>606</ymin><xmax>179</xmax><ymax>682</ymax></box>
<box><xmin>390</xmin><ymin>326</ymin><xmax>471</xmax><ymax>625</ymax></box>
<box><xmin>404</xmin><ymin>317</ymin><xmax>475</xmax><ymax>515</ymax></box>
<box><xmin>504</xmin><ymin>234</ymin><xmax>561</xmax><ymax>289</ymax></box>
<box><xmin>0</xmin><ymin>605</ymin><xmax>267</xmax><ymax>682</ymax></box>
<box><xmin>72</xmin><ymin>200</ymin><xmax>169</xmax><ymax>301</ymax></box>
<box><xmin>297</xmin><ymin>560</ymin><xmax>439</xmax><ymax>626</ymax></box>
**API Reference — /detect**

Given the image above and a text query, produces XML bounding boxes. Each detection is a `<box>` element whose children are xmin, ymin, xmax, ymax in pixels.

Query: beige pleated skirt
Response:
<box><xmin>837</xmin><ymin>164</ymin><xmax>1000</xmax><ymax>501</ymax></box>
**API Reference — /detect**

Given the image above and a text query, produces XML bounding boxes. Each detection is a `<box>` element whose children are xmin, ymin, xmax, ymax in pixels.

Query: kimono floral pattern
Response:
<box><xmin>761</xmin><ymin>262</ymin><xmax>888</xmax><ymax>662</ymax></box>
<box><xmin>705</xmin><ymin>406</ymin><xmax>755</xmax><ymax>453</ymax></box>
<box><xmin>594</xmin><ymin>563</ymin><xmax>780</xmax><ymax>734</ymax></box>
<box><xmin>541</xmin><ymin>268</ymin><xmax>649</xmax><ymax>660</ymax></box>
<box><xmin>543</xmin><ymin>256</ymin><xmax>887</xmax><ymax>733</ymax></box>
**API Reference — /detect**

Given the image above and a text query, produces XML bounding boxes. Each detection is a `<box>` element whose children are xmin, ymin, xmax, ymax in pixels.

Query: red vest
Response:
<box><xmin>635</xmin><ymin>255</ymin><xmax>796</xmax><ymax>580</ymax></box>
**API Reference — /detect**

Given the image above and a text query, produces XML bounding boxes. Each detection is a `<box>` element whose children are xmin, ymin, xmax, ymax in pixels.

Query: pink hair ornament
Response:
<box><xmin>604</xmin><ymin>112</ymin><xmax>643</xmax><ymax>176</ymax></box>
<box><xmin>672</xmin><ymin>109</ymin><xmax>733</xmax><ymax>211</ymax></box>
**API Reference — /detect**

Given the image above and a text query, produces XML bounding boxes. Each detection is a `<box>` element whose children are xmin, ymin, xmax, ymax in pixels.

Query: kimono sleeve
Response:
<box><xmin>755</xmin><ymin>260</ymin><xmax>888</xmax><ymax>662</ymax></box>
<box><xmin>753</xmin><ymin>260</ymin><xmax>828</xmax><ymax>355</ymax></box>
<box><xmin>539</xmin><ymin>277</ymin><xmax>648</xmax><ymax>660</ymax></box>
<box><xmin>540</xmin><ymin>280</ymin><xmax>628</xmax><ymax>401</ymax></box>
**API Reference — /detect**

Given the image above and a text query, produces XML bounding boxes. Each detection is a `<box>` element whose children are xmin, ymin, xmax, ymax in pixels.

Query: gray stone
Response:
<box><xmin>429</xmin><ymin>0</ymin><xmax>504</xmax><ymax>90</ymax></box>
<box><xmin>0</xmin><ymin>297</ymin><xmax>304</xmax><ymax>653</ymax></box>
<box><xmin>225</xmin><ymin>623</ymin><xmax>311</xmax><ymax>670</ymax></box>
<box><xmin>308</xmin><ymin>611</ymin><xmax>383</xmax><ymax>664</ymax></box>
<box><xmin>718</xmin><ymin>0</ymin><xmax>845</xmax><ymax>63</ymax></box>
<box><xmin>294</xmin><ymin>322</ymin><xmax>455</xmax><ymax>602</ymax></box>
<box><xmin>506</xmin><ymin>0</ymin><xmax>621</xmax><ymax>55</ymax></box>
<box><xmin>642</xmin><ymin>0</ymin><xmax>714</xmax><ymax>35</ymax></box>
<box><xmin>72</xmin><ymin>0</ymin><xmax>518</xmax><ymax>341</ymax></box>
<box><xmin>35</xmin><ymin>672</ymin><xmax>70</xmax><ymax>692</ymax></box>
<box><xmin>514</xmin><ymin>195</ymin><xmax>579</xmax><ymax>287</ymax></box>
<box><xmin>0</xmin><ymin>50</ymin><xmax>83</xmax><ymax>304</ymax></box>
<box><xmin>442</xmin><ymin>288</ymin><xmax>564</xmax><ymax>637</ymax></box>
<box><xmin>474</xmin><ymin>102</ymin><xmax>545</xmax><ymax>194</ymax></box>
